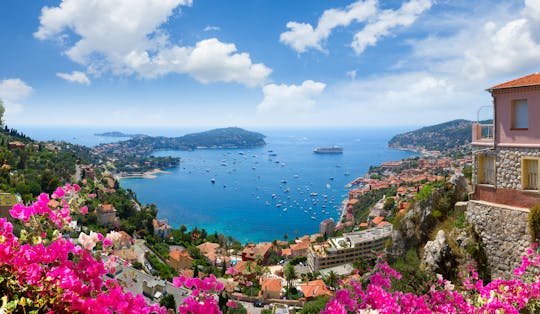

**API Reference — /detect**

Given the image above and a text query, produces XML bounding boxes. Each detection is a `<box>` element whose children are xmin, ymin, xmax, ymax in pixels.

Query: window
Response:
<box><xmin>478</xmin><ymin>155</ymin><xmax>495</xmax><ymax>185</ymax></box>
<box><xmin>512</xmin><ymin>99</ymin><xmax>528</xmax><ymax>129</ymax></box>
<box><xmin>523</xmin><ymin>158</ymin><xmax>539</xmax><ymax>191</ymax></box>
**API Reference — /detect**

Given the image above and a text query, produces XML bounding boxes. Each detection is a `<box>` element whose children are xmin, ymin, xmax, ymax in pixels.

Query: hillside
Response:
<box><xmin>95</xmin><ymin>127</ymin><xmax>265</xmax><ymax>155</ymax></box>
<box><xmin>0</xmin><ymin>126</ymin><xmax>93</xmax><ymax>201</ymax></box>
<box><xmin>388</xmin><ymin>119</ymin><xmax>473</xmax><ymax>153</ymax></box>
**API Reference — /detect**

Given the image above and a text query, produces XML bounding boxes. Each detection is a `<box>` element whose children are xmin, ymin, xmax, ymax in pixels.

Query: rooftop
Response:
<box><xmin>312</xmin><ymin>224</ymin><xmax>393</xmax><ymax>257</ymax></box>
<box><xmin>488</xmin><ymin>72</ymin><xmax>540</xmax><ymax>91</ymax></box>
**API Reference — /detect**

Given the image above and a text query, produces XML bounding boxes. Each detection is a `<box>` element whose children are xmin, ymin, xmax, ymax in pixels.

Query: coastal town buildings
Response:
<box><xmin>242</xmin><ymin>242</ymin><xmax>274</xmax><ymax>264</ymax></box>
<box><xmin>319</xmin><ymin>218</ymin><xmax>335</xmax><ymax>238</ymax></box>
<box><xmin>96</xmin><ymin>203</ymin><xmax>118</xmax><ymax>225</ymax></box>
<box><xmin>299</xmin><ymin>280</ymin><xmax>333</xmax><ymax>301</ymax></box>
<box><xmin>307</xmin><ymin>224</ymin><xmax>392</xmax><ymax>272</ymax></box>
<box><xmin>152</xmin><ymin>219</ymin><xmax>172</xmax><ymax>240</ymax></box>
<box><xmin>259</xmin><ymin>278</ymin><xmax>282</xmax><ymax>300</ymax></box>
<box><xmin>289</xmin><ymin>239</ymin><xmax>310</xmax><ymax>258</ymax></box>
<box><xmin>471</xmin><ymin>72</ymin><xmax>540</xmax><ymax>208</ymax></box>
<box><xmin>168</xmin><ymin>249</ymin><xmax>194</xmax><ymax>272</ymax></box>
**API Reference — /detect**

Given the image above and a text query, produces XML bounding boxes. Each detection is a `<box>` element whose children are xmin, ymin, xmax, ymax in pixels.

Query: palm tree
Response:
<box><xmin>326</xmin><ymin>271</ymin><xmax>338</xmax><ymax>290</ymax></box>
<box><xmin>284</xmin><ymin>263</ymin><xmax>297</xmax><ymax>296</ymax></box>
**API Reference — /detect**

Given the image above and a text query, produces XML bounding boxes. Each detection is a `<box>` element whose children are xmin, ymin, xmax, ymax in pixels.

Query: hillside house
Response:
<box><xmin>168</xmin><ymin>250</ymin><xmax>194</xmax><ymax>272</ymax></box>
<box><xmin>97</xmin><ymin>204</ymin><xmax>118</xmax><ymax>225</ymax></box>
<box><xmin>472</xmin><ymin>73</ymin><xmax>540</xmax><ymax>208</ymax></box>
<box><xmin>241</xmin><ymin>242</ymin><xmax>274</xmax><ymax>264</ymax></box>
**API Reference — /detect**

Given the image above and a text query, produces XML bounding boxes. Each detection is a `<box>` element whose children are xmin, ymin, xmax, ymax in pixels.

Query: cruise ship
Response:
<box><xmin>313</xmin><ymin>146</ymin><xmax>343</xmax><ymax>154</ymax></box>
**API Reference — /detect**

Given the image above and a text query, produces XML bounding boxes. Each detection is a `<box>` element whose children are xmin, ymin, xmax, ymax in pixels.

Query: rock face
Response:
<box><xmin>422</xmin><ymin>230</ymin><xmax>454</xmax><ymax>274</ymax></box>
<box><xmin>390</xmin><ymin>174</ymin><xmax>469</xmax><ymax>258</ymax></box>
<box><xmin>466</xmin><ymin>200</ymin><xmax>531</xmax><ymax>278</ymax></box>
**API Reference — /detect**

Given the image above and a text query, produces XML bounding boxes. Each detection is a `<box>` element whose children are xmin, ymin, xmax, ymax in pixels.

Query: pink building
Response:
<box><xmin>472</xmin><ymin>73</ymin><xmax>540</xmax><ymax>208</ymax></box>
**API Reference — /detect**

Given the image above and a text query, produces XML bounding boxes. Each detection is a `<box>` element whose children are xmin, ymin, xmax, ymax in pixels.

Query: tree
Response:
<box><xmin>284</xmin><ymin>263</ymin><xmax>297</xmax><ymax>294</ymax></box>
<box><xmin>159</xmin><ymin>294</ymin><xmax>176</xmax><ymax>310</ymax></box>
<box><xmin>0</xmin><ymin>99</ymin><xmax>4</xmax><ymax>126</ymax></box>
<box><xmin>302</xmin><ymin>296</ymin><xmax>330</xmax><ymax>313</ymax></box>
<box><xmin>325</xmin><ymin>271</ymin><xmax>338</xmax><ymax>290</ymax></box>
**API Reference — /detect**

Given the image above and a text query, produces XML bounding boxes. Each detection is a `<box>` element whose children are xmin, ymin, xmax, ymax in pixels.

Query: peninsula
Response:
<box><xmin>93</xmin><ymin>127</ymin><xmax>266</xmax><ymax>173</ymax></box>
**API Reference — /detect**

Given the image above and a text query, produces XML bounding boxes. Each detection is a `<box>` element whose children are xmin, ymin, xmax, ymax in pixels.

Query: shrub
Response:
<box><xmin>529</xmin><ymin>204</ymin><xmax>540</xmax><ymax>241</ymax></box>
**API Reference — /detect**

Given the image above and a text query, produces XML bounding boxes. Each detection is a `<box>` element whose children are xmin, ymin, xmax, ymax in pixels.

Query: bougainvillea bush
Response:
<box><xmin>0</xmin><ymin>184</ymin><xmax>166</xmax><ymax>313</ymax></box>
<box><xmin>0</xmin><ymin>184</ymin><xmax>238</xmax><ymax>314</ymax></box>
<box><xmin>322</xmin><ymin>249</ymin><xmax>540</xmax><ymax>314</ymax></box>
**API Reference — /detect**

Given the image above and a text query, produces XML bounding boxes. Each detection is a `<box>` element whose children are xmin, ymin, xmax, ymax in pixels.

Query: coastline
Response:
<box><xmin>116</xmin><ymin>169</ymin><xmax>171</xmax><ymax>180</ymax></box>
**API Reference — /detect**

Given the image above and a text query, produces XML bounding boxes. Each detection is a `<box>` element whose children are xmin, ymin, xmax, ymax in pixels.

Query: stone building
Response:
<box><xmin>472</xmin><ymin>72</ymin><xmax>540</xmax><ymax>207</ymax></box>
<box><xmin>469</xmin><ymin>72</ymin><xmax>540</xmax><ymax>277</ymax></box>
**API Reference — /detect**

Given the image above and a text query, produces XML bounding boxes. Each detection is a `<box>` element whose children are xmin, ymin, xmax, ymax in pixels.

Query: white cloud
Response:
<box><xmin>409</xmin><ymin>0</ymin><xmax>540</xmax><ymax>82</ymax></box>
<box><xmin>257</xmin><ymin>80</ymin><xmax>326</xmax><ymax>113</ymax></box>
<box><xmin>320</xmin><ymin>71</ymin><xmax>483</xmax><ymax>126</ymax></box>
<box><xmin>352</xmin><ymin>0</ymin><xmax>432</xmax><ymax>54</ymax></box>
<box><xmin>203</xmin><ymin>25</ymin><xmax>220</xmax><ymax>32</ymax></box>
<box><xmin>280</xmin><ymin>0</ymin><xmax>431</xmax><ymax>54</ymax></box>
<box><xmin>346</xmin><ymin>70</ymin><xmax>357</xmax><ymax>80</ymax></box>
<box><xmin>0</xmin><ymin>79</ymin><xmax>33</xmax><ymax>103</ymax></box>
<box><xmin>280</xmin><ymin>0</ymin><xmax>377</xmax><ymax>53</ymax></box>
<box><xmin>142</xmin><ymin>38</ymin><xmax>271</xmax><ymax>87</ymax></box>
<box><xmin>35</xmin><ymin>0</ymin><xmax>271</xmax><ymax>87</ymax></box>
<box><xmin>0</xmin><ymin>79</ymin><xmax>33</xmax><ymax>119</ymax></box>
<box><xmin>56</xmin><ymin>71</ymin><xmax>91</xmax><ymax>85</ymax></box>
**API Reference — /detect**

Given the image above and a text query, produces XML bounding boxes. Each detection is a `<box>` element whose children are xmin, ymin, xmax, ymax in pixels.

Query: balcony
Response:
<box><xmin>472</xmin><ymin>123</ymin><xmax>494</xmax><ymax>146</ymax></box>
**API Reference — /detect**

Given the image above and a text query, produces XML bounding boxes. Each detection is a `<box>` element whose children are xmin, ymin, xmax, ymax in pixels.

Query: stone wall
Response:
<box><xmin>496</xmin><ymin>147</ymin><xmax>540</xmax><ymax>189</ymax></box>
<box><xmin>466</xmin><ymin>200</ymin><xmax>531</xmax><ymax>278</ymax></box>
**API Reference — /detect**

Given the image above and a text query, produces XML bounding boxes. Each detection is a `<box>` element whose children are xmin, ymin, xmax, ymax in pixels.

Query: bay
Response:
<box><xmin>18</xmin><ymin>126</ymin><xmax>415</xmax><ymax>244</ymax></box>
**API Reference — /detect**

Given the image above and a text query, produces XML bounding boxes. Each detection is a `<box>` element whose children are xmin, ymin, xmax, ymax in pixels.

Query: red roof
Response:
<box><xmin>488</xmin><ymin>72</ymin><xmax>540</xmax><ymax>91</ymax></box>
<box><xmin>260</xmin><ymin>278</ymin><xmax>282</xmax><ymax>293</ymax></box>
<box><xmin>300</xmin><ymin>280</ymin><xmax>332</xmax><ymax>298</ymax></box>
<box><xmin>372</xmin><ymin>216</ymin><xmax>384</xmax><ymax>225</ymax></box>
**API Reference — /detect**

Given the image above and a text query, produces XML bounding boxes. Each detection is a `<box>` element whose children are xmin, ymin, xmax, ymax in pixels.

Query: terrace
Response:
<box><xmin>471</xmin><ymin>122</ymin><xmax>494</xmax><ymax>146</ymax></box>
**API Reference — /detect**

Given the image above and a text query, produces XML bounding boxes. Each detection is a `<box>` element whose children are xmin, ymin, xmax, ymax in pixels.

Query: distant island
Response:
<box><xmin>94</xmin><ymin>131</ymin><xmax>146</xmax><ymax>138</ymax></box>
<box><xmin>93</xmin><ymin>127</ymin><xmax>266</xmax><ymax>173</ymax></box>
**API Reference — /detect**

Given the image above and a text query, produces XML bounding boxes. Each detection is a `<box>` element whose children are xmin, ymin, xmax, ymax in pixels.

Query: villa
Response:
<box><xmin>471</xmin><ymin>72</ymin><xmax>540</xmax><ymax>208</ymax></box>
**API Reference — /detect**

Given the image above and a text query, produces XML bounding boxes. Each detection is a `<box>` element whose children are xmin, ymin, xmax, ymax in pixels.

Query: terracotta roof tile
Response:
<box><xmin>489</xmin><ymin>72</ymin><xmax>540</xmax><ymax>91</ymax></box>
<box><xmin>260</xmin><ymin>278</ymin><xmax>282</xmax><ymax>293</ymax></box>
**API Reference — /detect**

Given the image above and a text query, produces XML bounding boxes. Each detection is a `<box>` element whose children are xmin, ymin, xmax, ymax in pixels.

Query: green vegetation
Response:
<box><xmin>388</xmin><ymin>119</ymin><xmax>473</xmax><ymax>152</ymax></box>
<box><xmin>390</xmin><ymin>248</ymin><xmax>435</xmax><ymax>294</ymax></box>
<box><xmin>529</xmin><ymin>204</ymin><xmax>540</xmax><ymax>241</ymax></box>
<box><xmin>301</xmin><ymin>296</ymin><xmax>330</xmax><ymax>314</ymax></box>
<box><xmin>289</xmin><ymin>256</ymin><xmax>307</xmax><ymax>265</ymax></box>
<box><xmin>159</xmin><ymin>294</ymin><xmax>176</xmax><ymax>310</ymax></box>
<box><xmin>146</xmin><ymin>254</ymin><xmax>177</xmax><ymax>280</ymax></box>
<box><xmin>415</xmin><ymin>184</ymin><xmax>434</xmax><ymax>202</ymax></box>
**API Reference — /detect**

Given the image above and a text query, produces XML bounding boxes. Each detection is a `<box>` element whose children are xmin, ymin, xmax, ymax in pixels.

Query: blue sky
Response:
<box><xmin>0</xmin><ymin>0</ymin><xmax>538</xmax><ymax>128</ymax></box>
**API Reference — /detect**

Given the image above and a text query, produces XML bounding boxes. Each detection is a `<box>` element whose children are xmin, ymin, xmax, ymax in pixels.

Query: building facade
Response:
<box><xmin>319</xmin><ymin>218</ymin><xmax>335</xmax><ymax>238</ymax></box>
<box><xmin>307</xmin><ymin>224</ymin><xmax>392</xmax><ymax>272</ymax></box>
<box><xmin>472</xmin><ymin>73</ymin><xmax>540</xmax><ymax>208</ymax></box>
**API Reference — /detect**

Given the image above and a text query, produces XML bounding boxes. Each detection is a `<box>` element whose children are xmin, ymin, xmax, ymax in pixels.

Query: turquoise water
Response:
<box><xmin>18</xmin><ymin>126</ymin><xmax>415</xmax><ymax>243</ymax></box>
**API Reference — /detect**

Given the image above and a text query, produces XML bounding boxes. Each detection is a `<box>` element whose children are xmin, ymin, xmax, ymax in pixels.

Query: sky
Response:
<box><xmin>0</xmin><ymin>0</ymin><xmax>539</xmax><ymax>128</ymax></box>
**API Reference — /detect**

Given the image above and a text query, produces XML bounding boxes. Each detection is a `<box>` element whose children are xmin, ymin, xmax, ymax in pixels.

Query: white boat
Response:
<box><xmin>313</xmin><ymin>146</ymin><xmax>343</xmax><ymax>154</ymax></box>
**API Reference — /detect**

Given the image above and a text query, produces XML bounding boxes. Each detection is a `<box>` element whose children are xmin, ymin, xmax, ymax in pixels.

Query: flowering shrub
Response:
<box><xmin>323</xmin><ymin>247</ymin><xmax>540</xmax><ymax>314</ymax></box>
<box><xmin>0</xmin><ymin>183</ymin><xmax>239</xmax><ymax>313</ymax></box>
<box><xmin>0</xmin><ymin>184</ymin><xmax>165</xmax><ymax>313</ymax></box>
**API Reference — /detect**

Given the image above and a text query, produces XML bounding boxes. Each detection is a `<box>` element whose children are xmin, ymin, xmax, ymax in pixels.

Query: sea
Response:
<box><xmin>18</xmin><ymin>126</ymin><xmax>416</xmax><ymax>243</ymax></box>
